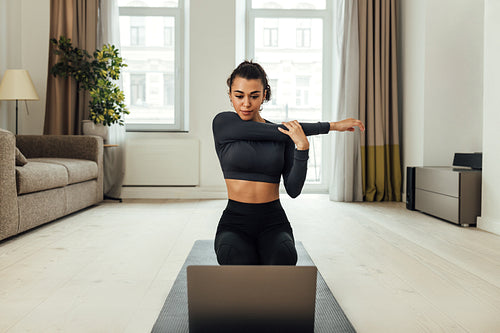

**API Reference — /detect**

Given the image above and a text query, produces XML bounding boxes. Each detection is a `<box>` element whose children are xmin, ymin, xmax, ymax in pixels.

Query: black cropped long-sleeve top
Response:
<box><xmin>212</xmin><ymin>111</ymin><xmax>330</xmax><ymax>198</ymax></box>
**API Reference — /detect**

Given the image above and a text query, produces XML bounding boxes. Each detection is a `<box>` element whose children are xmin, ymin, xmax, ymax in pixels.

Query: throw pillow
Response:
<box><xmin>15</xmin><ymin>147</ymin><xmax>28</xmax><ymax>166</ymax></box>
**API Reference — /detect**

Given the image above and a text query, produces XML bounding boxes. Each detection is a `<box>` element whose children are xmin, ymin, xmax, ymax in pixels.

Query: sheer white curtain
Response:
<box><xmin>329</xmin><ymin>0</ymin><xmax>363</xmax><ymax>202</ymax></box>
<box><xmin>98</xmin><ymin>0</ymin><xmax>126</xmax><ymax>199</ymax></box>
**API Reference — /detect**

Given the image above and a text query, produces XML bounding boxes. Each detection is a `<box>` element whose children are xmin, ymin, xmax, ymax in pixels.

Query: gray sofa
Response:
<box><xmin>0</xmin><ymin>128</ymin><xmax>103</xmax><ymax>242</ymax></box>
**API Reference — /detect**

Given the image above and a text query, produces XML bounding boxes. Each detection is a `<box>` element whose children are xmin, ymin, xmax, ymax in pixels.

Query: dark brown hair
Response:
<box><xmin>227</xmin><ymin>60</ymin><xmax>271</xmax><ymax>102</ymax></box>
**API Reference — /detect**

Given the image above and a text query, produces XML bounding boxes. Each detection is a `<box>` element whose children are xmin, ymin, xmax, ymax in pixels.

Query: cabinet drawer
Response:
<box><xmin>415</xmin><ymin>167</ymin><xmax>459</xmax><ymax>197</ymax></box>
<box><xmin>415</xmin><ymin>189</ymin><xmax>459</xmax><ymax>224</ymax></box>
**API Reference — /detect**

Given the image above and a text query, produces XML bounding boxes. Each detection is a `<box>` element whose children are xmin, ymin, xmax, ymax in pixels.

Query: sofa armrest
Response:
<box><xmin>16</xmin><ymin>135</ymin><xmax>104</xmax><ymax>203</ymax></box>
<box><xmin>0</xmin><ymin>129</ymin><xmax>20</xmax><ymax>240</ymax></box>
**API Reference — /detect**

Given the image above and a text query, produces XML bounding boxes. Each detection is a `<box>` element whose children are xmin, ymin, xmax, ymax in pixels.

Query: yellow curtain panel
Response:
<box><xmin>358</xmin><ymin>0</ymin><xmax>401</xmax><ymax>201</ymax></box>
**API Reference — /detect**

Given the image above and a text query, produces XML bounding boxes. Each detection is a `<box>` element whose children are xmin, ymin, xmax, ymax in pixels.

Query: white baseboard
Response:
<box><xmin>121</xmin><ymin>186</ymin><xmax>227</xmax><ymax>200</ymax></box>
<box><xmin>477</xmin><ymin>216</ymin><xmax>500</xmax><ymax>236</ymax></box>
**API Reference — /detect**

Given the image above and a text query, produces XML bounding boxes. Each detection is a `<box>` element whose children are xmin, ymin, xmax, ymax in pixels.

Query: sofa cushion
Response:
<box><xmin>15</xmin><ymin>147</ymin><xmax>28</xmax><ymax>166</ymax></box>
<box><xmin>29</xmin><ymin>158</ymin><xmax>98</xmax><ymax>184</ymax></box>
<box><xmin>16</xmin><ymin>161</ymin><xmax>69</xmax><ymax>195</ymax></box>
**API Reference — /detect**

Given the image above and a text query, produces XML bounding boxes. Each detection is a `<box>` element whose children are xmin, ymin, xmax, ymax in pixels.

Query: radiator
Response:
<box><xmin>123</xmin><ymin>138</ymin><xmax>200</xmax><ymax>186</ymax></box>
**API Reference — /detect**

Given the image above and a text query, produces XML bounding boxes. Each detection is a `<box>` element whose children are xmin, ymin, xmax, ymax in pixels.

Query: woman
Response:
<box><xmin>212</xmin><ymin>61</ymin><xmax>364</xmax><ymax>265</ymax></box>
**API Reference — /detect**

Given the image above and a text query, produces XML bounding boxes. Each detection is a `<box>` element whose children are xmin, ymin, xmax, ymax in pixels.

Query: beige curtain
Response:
<box><xmin>44</xmin><ymin>0</ymin><xmax>98</xmax><ymax>135</ymax></box>
<box><xmin>358</xmin><ymin>0</ymin><xmax>401</xmax><ymax>201</ymax></box>
<box><xmin>329</xmin><ymin>0</ymin><xmax>363</xmax><ymax>202</ymax></box>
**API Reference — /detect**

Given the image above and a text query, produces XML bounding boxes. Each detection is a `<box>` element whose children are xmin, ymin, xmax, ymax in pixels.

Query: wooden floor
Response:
<box><xmin>0</xmin><ymin>194</ymin><xmax>499</xmax><ymax>332</ymax></box>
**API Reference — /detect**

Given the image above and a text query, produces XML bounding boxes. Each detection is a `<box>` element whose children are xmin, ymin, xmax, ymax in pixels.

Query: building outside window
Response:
<box><xmin>164</xmin><ymin>24</ymin><xmax>173</xmax><ymax>47</ymax></box>
<box><xmin>263</xmin><ymin>27</ymin><xmax>278</xmax><ymax>47</ymax></box>
<box><xmin>130</xmin><ymin>16</ymin><xmax>145</xmax><ymax>46</ymax></box>
<box><xmin>269</xmin><ymin>78</ymin><xmax>278</xmax><ymax>105</ymax></box>
<box><xmin>164</xmin><ymin>74</ymin><xmax>174</xmax><ymax>106</ymax></box>
<box><xmin>296</xmin><ymin>27</ymin><xmax>311</xmax><ymax>48</ymax></box>
<box><xmin>247</xmin><ymin>0</ymin><xmax>332</xmax><ymax>185</ymax></box>
<box><xmin>118</xmin><ymin>0</ymin><xmax>186</xmax><ymax>131</ymax></box>
<box><xmin>295</xmin><ymin>75</ymin><xmax>310</xmax><ymax>106</ymax></box>
<box><xmin>130</xmin><ymin>73</ymin><xmax>146</xmax><ymax>106</ymax></box>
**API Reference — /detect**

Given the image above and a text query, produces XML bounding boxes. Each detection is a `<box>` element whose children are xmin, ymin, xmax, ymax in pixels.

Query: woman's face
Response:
<box><xmin>229</xmin><ymin>76</ymin><xmax>266</xmax><ymax>121</ymax></box>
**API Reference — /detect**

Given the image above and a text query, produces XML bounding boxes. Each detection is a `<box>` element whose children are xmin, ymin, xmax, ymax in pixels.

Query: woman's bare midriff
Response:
<box><xmin>225</xmin><ymin>179</ymin><xmax>280</xmax><ymax>203</ymax></box>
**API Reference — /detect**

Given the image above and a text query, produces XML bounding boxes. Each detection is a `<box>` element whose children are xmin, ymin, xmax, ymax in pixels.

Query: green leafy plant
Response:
<box><xmin>50</xmin><ymin>36</ymin><xmax>129</xmax><ymax>126</ymax></box>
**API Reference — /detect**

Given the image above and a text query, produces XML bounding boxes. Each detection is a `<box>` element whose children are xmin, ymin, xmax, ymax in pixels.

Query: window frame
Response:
<box><xmin>245</xmin><ymin>0</ymin><xmax>333</xmax><ymax>191</ymax></box>
<box><xmin>119</xmin><ymin>3</ymin><xmax>188</xmax><ymax>132</ymax></box>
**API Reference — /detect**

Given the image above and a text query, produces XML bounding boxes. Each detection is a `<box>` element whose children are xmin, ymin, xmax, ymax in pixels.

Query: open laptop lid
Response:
<box><xmin>187</xmin><ymin>265</ymin><xmax>317</xmax><ymax>333</ymax></box>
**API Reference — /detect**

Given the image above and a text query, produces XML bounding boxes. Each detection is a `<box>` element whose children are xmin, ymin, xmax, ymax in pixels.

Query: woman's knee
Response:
<box><xmin>215</xmin><ymin>232</ymin><xmax>259</xmax><ymax>265</ymax></box>
<box><xmin>260</xmin><ymin>238</ymin><xmax>298</xmax><ymax>265</ymax></box>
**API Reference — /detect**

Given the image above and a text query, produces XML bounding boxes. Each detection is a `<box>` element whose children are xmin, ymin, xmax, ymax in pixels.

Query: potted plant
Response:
<box><xmin>49</xmin><ymin>36</ymin><xmax>129</xmax><ymax>139</ymax></box>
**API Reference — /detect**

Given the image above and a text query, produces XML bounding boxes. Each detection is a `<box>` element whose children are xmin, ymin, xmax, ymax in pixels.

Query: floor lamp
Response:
<box><xmin>0</xmin><ymin>70</ymin><xmax>40</xmax><ymax>134</ymax></box>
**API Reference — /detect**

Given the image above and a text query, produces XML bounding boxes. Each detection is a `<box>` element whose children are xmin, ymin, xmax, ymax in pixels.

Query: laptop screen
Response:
<box><xmin>187</xmin><ymin>265</ymin><xmax>317</xmax><ymax>333</ymax></box>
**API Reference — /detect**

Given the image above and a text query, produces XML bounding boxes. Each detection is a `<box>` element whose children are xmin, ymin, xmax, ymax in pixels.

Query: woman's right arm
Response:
<box><xmin>329</xmin><ymin>118</ymin><xmax>365</xmax><ymax>132</ymax></box>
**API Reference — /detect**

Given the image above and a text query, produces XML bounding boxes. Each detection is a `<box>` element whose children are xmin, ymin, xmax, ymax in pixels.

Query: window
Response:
<box><xmin>295</xmin><ymin>76</ymin><xmax>310</xmax><ymax>106</ymax></box>
<box><xmin>130</xmin><ymin>17</ymin><xmax>145</xmax><ymax>46</ymax></box>
<box><xmin>296</xmin><ymin>28</ymin><xmax>311</xmax><ymax>48</ymax></box>
<box><xmin>246</xmin><ymin>0</ymin><xmax>333</xmax><ymax>186</ymax></box>
<box><xmin>263</xmin><ymin>27</ymin><xmax>278</xmax><ymax>47</ymax></box>
<box><xmin>130</xmin><ymin>73</ymin><xmax>146</xmax><ymax>106</ymax></box>
<box><xmin>118</xmin><ymin>0</ymin><xmax>187</xmax><ymax>131</ymax></box>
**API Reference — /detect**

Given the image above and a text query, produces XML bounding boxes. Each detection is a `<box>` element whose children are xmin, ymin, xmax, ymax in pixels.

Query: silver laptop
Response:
<box><xmin>187</xmin><ymin>265</ymin><xmax>317</xmax><ymax>333</ymax></box>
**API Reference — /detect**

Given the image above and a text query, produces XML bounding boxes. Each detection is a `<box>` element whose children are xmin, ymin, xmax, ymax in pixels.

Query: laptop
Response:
<box><xmin>187</xmin><ymin>265</ymin><xmax>317</xmax><ymax>333</ymax></box>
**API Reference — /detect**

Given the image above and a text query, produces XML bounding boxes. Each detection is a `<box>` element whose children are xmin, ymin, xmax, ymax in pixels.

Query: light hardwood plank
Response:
<box><xmin>0</xmin><ymin>195</ymin><xmax>499</xmax><ymax>332</ymax></box>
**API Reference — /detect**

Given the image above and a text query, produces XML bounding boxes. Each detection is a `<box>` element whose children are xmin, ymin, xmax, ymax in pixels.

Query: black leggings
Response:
<box><xmin>214</xmin><ymin>199</ymin><xmax>298</xmax><ymax>265</ymax></box>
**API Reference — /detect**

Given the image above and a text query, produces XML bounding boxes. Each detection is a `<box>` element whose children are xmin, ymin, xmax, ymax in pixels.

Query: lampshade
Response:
<box><xmin>0</xmin><ymin>69</ymin><xmax>39</xmax><ymax>101</ymax></box>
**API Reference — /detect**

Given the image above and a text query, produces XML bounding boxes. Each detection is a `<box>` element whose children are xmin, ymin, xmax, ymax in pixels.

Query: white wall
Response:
<box><xmin>423</xmin><ymin>0</ymin><xmax>483</xmax><ymax>166</ymax></box>
<box><xmin>401</xmin><ymin>0</ymin><xmax>483</xmax><ymax>172</ymax></box>
<box><xmin>20</xmin><ymin>0</ymin><xmax>50</xmax><ymax>134</ymax></box>
<box><xmin>400</xmin><ymin>0</ymin><xmax>426</xmax><ymax>170</ymax></box>
<box><xmin>0</xmin><ymin>0</ymin><xmax>49</xmax><ymax>135</ymax></box>
<box><xmin>478</xmin><ymin>0</ymin><xmax>500</xmax><ymax>235</ymax></box>
<box><xmin>400</xmin><ymin>0</ymin><xmax>484</xmax><ymax>190</ymax></box>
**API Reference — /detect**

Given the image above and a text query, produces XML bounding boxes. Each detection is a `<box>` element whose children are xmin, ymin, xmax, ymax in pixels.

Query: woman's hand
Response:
<box><xmin>278</xmin><ymin>120</ymin><xmax>309</xmax><ymax>150</ymax></box>
<box><xmin>330</xmin><ymin>118</ymin><xmax>365</xmax><ymax>132</ymax></box>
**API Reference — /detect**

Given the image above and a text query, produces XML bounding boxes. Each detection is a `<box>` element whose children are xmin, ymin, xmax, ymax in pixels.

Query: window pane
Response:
<box><xmin>254</xmin><ymin>17</ymin><xmax>323</xmax><ymax>182</ymax></box>
<box><xmin>120</xmin><ymin>16</ymin><xmax>176</xmax><ymax>125</ymax></box>
<box><xmin>252</xmin><ymin>0</ymin><xmax>325</xmax><ymax>10</ymax></box>
<box><xmin>118</xmin><ymin>0</ymin><xmax>178</xmax><ymax>8</ymax></box>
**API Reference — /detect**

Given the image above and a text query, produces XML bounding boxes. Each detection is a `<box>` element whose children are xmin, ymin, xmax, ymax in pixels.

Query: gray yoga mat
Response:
<box><xmin>151</xmin><ymin>240</ymin><xmax>356</xmax><ymax>333</ymax></box>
